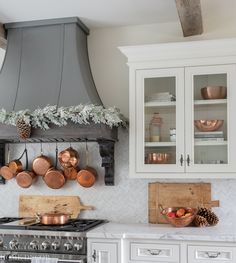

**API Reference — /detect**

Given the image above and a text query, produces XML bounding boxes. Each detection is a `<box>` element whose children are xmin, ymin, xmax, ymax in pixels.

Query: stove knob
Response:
<box><xmin>41</xmin><ymin>241</ymin><xmax>51</xmax><ymax>250</ymax></box>
<box><xmin>29</xmin><ymin>240</ymin><xmax>39</xmax><ymax>250</ymax></box>
<box><xmin>64</xmin><ymin>242</ymin><xmax>73</xmax><ymax>251</ymax></box>
<box><xmin>52</xmin><ymin>241</ymin><xmax>60</xmax><ymax>250</ymax></box>
<box><xmin>9</xmin><ymin>239</ymin><xmax>19</xmax><ymax>249</ymax></box>
<box><xmin>0</xmin><ymin>238</ymin><xmax>3</xmax><ymax>247</ymax></box>
<box><xmin>74</xmin><ymin>242</ymin><xmax>83</xmax><ymax>251</ymax></box>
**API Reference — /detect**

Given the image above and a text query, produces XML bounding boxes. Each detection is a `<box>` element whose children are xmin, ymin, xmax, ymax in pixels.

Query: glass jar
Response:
<box><xmin>149</xmin><ymin>113</ymin><xmax>163</xmax><ymax>142</ymax></box>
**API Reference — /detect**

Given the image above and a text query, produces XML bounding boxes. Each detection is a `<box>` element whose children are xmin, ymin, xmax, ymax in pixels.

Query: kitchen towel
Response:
<box><xmin>31</xmin><ymin>257</ymin><xmax>58</xmax><ymax>263</ymax></box>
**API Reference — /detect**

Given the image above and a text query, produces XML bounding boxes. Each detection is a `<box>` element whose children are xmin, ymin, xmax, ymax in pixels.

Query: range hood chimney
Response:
<box><xmin>0</xmin><ymin>17</ymin><xmax>102</xmax><ymax>111</ymax></box>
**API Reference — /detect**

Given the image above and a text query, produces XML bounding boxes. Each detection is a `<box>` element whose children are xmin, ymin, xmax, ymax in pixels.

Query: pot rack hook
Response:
<box><xmin>40</xmin><ymin>140</ymin><xmax>43</xmax><ymax>155</ymax></box>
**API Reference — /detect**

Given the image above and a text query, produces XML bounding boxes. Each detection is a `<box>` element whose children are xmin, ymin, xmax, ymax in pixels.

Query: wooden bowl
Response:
<box><xmin>194</xmin><ymin>120</ymin><xmax>224</xmax><ymax>132</ymax></box>
<box><xmin>160</xmin><ymin>206</ymin><xmax>197</xmax><ymax>227</ymax></box>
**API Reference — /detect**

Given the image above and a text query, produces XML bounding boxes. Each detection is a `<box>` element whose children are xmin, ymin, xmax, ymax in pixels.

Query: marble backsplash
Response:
<box><xmin>0</xmin><ymin>128</ymin><xmax>234</xmax><ymax>225</ymax></box>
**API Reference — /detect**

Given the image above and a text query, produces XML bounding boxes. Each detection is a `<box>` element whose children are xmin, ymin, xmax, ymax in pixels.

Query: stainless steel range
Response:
<box><xmin>0</xmin><ymin>217</ymin><xmax>106</xmax><ymax>263</ymax></box>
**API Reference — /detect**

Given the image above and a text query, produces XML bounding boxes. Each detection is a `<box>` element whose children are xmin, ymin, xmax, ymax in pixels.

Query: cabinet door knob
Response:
<box><xmin>92</xmin><ymin>249</ymin><xmax>97</xmax><ymax>262</ymax></box>
<box><xmin>187</xmin><ymin>154</ymin><xmax>190</xmax><ymax>166</ymax></box>
<box><xmin>180</xmin><ymin>154</ymin><xmax>184</xmax><ymax>166</ymax></box>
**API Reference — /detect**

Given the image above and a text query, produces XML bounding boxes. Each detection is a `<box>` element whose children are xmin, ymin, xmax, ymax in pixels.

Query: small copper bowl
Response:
<box><xmin>194</xmin><ymin>120</ymin><xmax>224</xmax><ymax>132</ymax></box>
<box><xmin>159</xmin><ymin>205</ymin><xmax>197</xmax><ymax>227</ymax></box>
<box><xmin>201</xmin><ymin>86</ymin><xmax>227</xmax><ymax>100</ymax></box>
<box><xmin>147</xmin><ymin>153</ymin><xmax>170</xmax><ymax>164</ymax></box>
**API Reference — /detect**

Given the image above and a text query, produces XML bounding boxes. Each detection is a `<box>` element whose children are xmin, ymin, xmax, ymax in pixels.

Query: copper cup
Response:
<box><xmin>147</xmin><ymin>153</ymin><xmax>170</xmax><ymax>164</ymax></box>
<box><xmin>201</xmin><ymin>86</ymin><xmax>227</xmax><ymax>99</ymax></box>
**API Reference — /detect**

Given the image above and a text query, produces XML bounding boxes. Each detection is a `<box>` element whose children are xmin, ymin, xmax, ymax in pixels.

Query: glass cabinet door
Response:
<box><xmin>135</xmin><ymin>68</ymin><xmax>185</xmax><ymax>173</ymax></box>
<box><xmin>185</xmin><ymin>65</ymin><xmax>236</xmax><ymax>173</ymax></box>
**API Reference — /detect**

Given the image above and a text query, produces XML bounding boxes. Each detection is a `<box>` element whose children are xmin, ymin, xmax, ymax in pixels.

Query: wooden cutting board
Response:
<box><xmin>19</xmin><ymin>195</ymin><xmax>94</xmax><ymax>219</ymax></box>
<box><xmin>149</xmin><ymin>183</ymin><xmax>219</xmax><ymax>224</ymax></box>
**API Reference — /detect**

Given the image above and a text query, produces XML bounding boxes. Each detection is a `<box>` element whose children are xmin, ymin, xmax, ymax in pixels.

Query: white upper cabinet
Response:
<box><xmin>119</xmin><ymin>38</ymin><xmax>236</xmax><ymax>178</ymax></box>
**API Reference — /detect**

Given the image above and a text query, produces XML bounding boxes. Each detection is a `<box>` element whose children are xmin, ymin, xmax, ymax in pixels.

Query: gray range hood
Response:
<box><xmin>0</xmin><ymin>18</ymin><xmax>117</xmax><ymax>185</ymax></box>
<box><xmin>0</xmin><ymin>17</ymin><xmax>102</xmax><ymax>111</ymax></box>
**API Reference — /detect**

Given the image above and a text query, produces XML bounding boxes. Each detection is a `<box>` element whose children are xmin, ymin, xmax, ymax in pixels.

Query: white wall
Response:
<box><xmin>88</xmin><ymin>21</ymin><xmax>236</xmax><ymax>117</ymax></box>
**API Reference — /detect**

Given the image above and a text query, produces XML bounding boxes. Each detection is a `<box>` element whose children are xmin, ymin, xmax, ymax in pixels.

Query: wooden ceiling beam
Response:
<box><xmin>0</xmin><ymin>24</ymin><xmax>7</xmax><ymax>49</ymax></box>
<box><xmin>175</xmin><ymin>0</ymin><xmax>203</xmax><ymax>37</ymax></box>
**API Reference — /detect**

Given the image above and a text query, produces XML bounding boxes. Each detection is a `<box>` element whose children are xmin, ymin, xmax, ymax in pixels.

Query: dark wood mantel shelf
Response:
<box><xmin>0</xmin><ymin>122</ymin><xmax>118</xmax><ymax>186</ymax></box>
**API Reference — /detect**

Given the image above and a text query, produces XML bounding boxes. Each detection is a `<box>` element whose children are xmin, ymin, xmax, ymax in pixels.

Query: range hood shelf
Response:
<box><xmin>0</xmin><ymin>123</ymin><xmax>118</xmax><ymax>185</ymax></box>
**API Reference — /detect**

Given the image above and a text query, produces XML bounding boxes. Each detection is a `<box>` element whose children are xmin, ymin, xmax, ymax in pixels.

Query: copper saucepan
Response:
<box><xmin>77</xmin><ymin>142</ymin><xmax>97</xmax><ymax>188</ymax></box>
<box><xmin>22</xmin><ymin>212</ymin><xmax>71</xmax><ymax>225</ymax></box>
<box><xmin>38</xmin><ymin>212</ymin><xmax>71</xmax><ymax>225</ymax></box>
<box><xmin>32</xmin><ymin>144</ymin><xmax>53</xmax><ymax>176</ymax></box>
<box><xmin>58</xmin><ymin>147</ymin><xmax>79</xmax><ymax>168</ymax></box>
<box><xmin>1</xmin><ymin>147</ymin><xmax>25</xmax><ymax>180</ymax></box>
<box><xmin>16</xmin><ymin>148</ymin><xmax>37</xmax><ymax>188</ymax></box>
<box><xmin>44</xmin><ymin>145</ymin><xmax>66</xmax><ymax>189</ymax></box>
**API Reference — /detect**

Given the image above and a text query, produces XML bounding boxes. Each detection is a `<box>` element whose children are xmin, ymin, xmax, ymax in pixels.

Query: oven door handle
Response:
<box><xmin>7</xmin><ymin>255</ymin><xmax>85</xmax><ymax>263</ymax></box>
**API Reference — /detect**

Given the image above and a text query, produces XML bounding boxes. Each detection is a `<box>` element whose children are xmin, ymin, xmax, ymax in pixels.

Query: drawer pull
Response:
<box><xmin>205</xmin><ymin>251</ymin><xmax>221</xmax><ymax>258</ymax></box>
<box><xmin>147</xmin><ymin>249</ymin><xmax>162</xmax><ymax>256</ymax></box>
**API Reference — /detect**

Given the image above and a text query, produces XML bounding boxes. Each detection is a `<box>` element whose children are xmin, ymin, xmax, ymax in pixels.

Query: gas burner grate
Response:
<box><xmin>0</xmin><ymin>217</ymin><xmax>22</xmax><ymax>224</ymax></box>
<box><xmin>26</xmin><ymin>219</ymin><xmax>107</xmax><ymax>232</ymax></box>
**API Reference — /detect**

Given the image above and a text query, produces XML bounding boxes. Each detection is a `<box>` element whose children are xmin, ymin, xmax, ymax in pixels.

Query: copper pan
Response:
<box><xmin>16</xmin><ymin>148</ymin><xmax>37</xmax><ymax>188</ymax></box>
<box><xmin>39</xmin><ymin>212</ymin><xmax>71</xmax><ymax>225</ymax></box>
<box><xmin>77</xmin><ymin>142</ymin><xmax>97</xmax><ymax>188</ymax></box>
<box><xmin>32</xmin><ymin>143</ymin><xmax>53</xmax><ymax>176</ymax></box>
<box><xmin>44</xmin><ymin>145</ymin><xmax>66</xmax><ymax>189</ymax></box>
<box><xmin>21</xmin><ymin>212</ymin><xmax>71</xmax><ymax>225</ymax></box>
<box><xmin>63</xmin><ymin>166</ymin><xmax>79</xmax><ymax>180</ymax></box>
<box><xmin>1</xmin><ymin>147</ymin><xmax>25</xmax><ymax>180</ymax></box>
<box><xmin>58</xmin><ymin>147</ymin><xmax>79</xmax><ymax>168</ymax></box>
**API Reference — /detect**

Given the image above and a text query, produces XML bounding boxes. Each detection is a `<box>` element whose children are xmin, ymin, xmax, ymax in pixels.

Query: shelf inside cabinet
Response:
<box><xmin>194</xmin><ymin>140</ymin><xmax>227</xmax><ymax>146</ymax></box>
<box><xmin>194</xmin><ymin>99</ymin><xmax>227</xmax><ymax>105</ymax></box>
<box><xmin>145</xmin><ymin>101</ymin><xmax>176</xmax><ymax>107</ymax></box>
<box><xmin>145</xmin><ymin>142</ymin><xmax>176</xmax><ymax>147</ymax></box>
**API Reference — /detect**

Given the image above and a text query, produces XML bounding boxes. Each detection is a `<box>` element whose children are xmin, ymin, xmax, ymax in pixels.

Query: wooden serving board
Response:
<box><xmin>19</xmin><ymin>195</ymin><xmax>94</xmax><ymax>219</ymax></box>
<box><xmin>148</xmin><ymin>183</ymin><xmax>219</xmax><ymax>224</ymax></box>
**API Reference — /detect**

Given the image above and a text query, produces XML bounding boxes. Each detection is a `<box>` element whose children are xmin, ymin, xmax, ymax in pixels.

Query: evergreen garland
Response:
<box><xmin>0</xmin><ymin>104</ymin><xmax>128</xmax><ymax>130</ymax></box>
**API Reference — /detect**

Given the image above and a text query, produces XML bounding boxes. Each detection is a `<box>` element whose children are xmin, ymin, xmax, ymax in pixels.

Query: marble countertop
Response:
<box><xmin>86</xmin><ymin>222</ymin><xmax>236</xmax><ymax>242</ymax></box>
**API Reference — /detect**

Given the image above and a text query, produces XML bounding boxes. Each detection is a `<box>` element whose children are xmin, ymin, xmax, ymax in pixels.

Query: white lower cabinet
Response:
<box><xmin>188</xmin><ymin>245</ymin><xmax>236</xmax><ymax>263</ymax></box>
<box><xmin>87</xmin><ymin>238</ymin><xmax>120</xmax><ymax>263</ymax></box>
<box><xmin>88</xmin><ymin>238</ymin><xmax>236</xmax><ymax>263</ymax></box>
<box><xmin>130</xmin><ymin>242</ymin><xmax>180</xmax><ymax>262</ymax></box>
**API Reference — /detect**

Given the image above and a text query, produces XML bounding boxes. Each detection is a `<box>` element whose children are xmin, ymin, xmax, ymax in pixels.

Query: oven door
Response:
<box><xmin>0</xmin><ymin>251</ymin><xmax>86</xmax><ymax>263</ymax></box>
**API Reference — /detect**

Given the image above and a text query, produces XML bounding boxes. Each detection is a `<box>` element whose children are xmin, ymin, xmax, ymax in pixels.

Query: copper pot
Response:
<box><xmin>16</xmin><ymin>148</ymin><xmax>37</xmax><ymax>188</ymax></box>
<box><xmin>44</xmin><ymin>168</ymin><xmax>65</xmax><ymax>189</ymax></box>
<box><xmin>63</xmin><ymin>166</ymin><xmax>78</xmax><ymax>180</ymax></box>
<box><xmin>58</xmin><ymin>147</ymin><xmax>79</xmax><ymax>168</ymax></box>
<box><xmin>32</xmin><ymin>154</ymin><xmax>53</xmax><ymax>176</ymax></box>
<box><xmin>77</xmin><ymin>142</ymin><xmax>97</xmax><ymax>188</ymax></box>
<box><xmin>77</xmin><ymin>166</ymin><xmax>97</xmax><ymax>188</ymax></box>
<box><xmin>44</xmin><ymin>146</ymin><xmax>66</xmax><ymax>189</ymax></box>
<box><xmin>1</xmin><ymin>149</ymin><xmax>25</xmax><ymax>180</ymax></box>
<box><xmin>38</xmin><ymin>212</ymin><xmax>71</xmax><ymax>225</ymax></box>
<box><xmin>16</xmin><ymin>170</ymin><xmax>37</xmax><ymax>188</ymax></box>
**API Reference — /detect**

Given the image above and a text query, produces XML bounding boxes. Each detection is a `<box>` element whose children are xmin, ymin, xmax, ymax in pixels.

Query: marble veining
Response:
<box><xmin>87</xmin><ymin>222</ymin><xmax>236</xmax><ymax>242</ymax></box>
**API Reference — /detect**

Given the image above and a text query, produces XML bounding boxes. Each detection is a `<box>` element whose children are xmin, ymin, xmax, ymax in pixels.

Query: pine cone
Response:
<box><xmin>197</xmin><ymin>207</ymin><xmax>219</xmax><ymax>226</ymax></box>
<box><xmin>193</xmin><ymin>215</ymin><xmax>209</xmax><ymax>227</ymax></box>
<box><xmin>16</xmin><ymin>118</ymin><xmax>31</xmax><ymax>139</ymax></box>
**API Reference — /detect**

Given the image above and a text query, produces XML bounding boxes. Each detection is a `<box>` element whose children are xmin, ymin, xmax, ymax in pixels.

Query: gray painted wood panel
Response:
<box><xmin>58</xmin><ymin>23</ymin><xmax>102</xmax><ymax>106</ymax></box>
<box><xmin>14</xmin><ymin>25</ymin><xmax>63</xmax><ymax>110</ymax></box>
<box><xmin>0</xmin><ymin>29</ymin><xmax>22</xmax><ymax>110</ymax></box>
